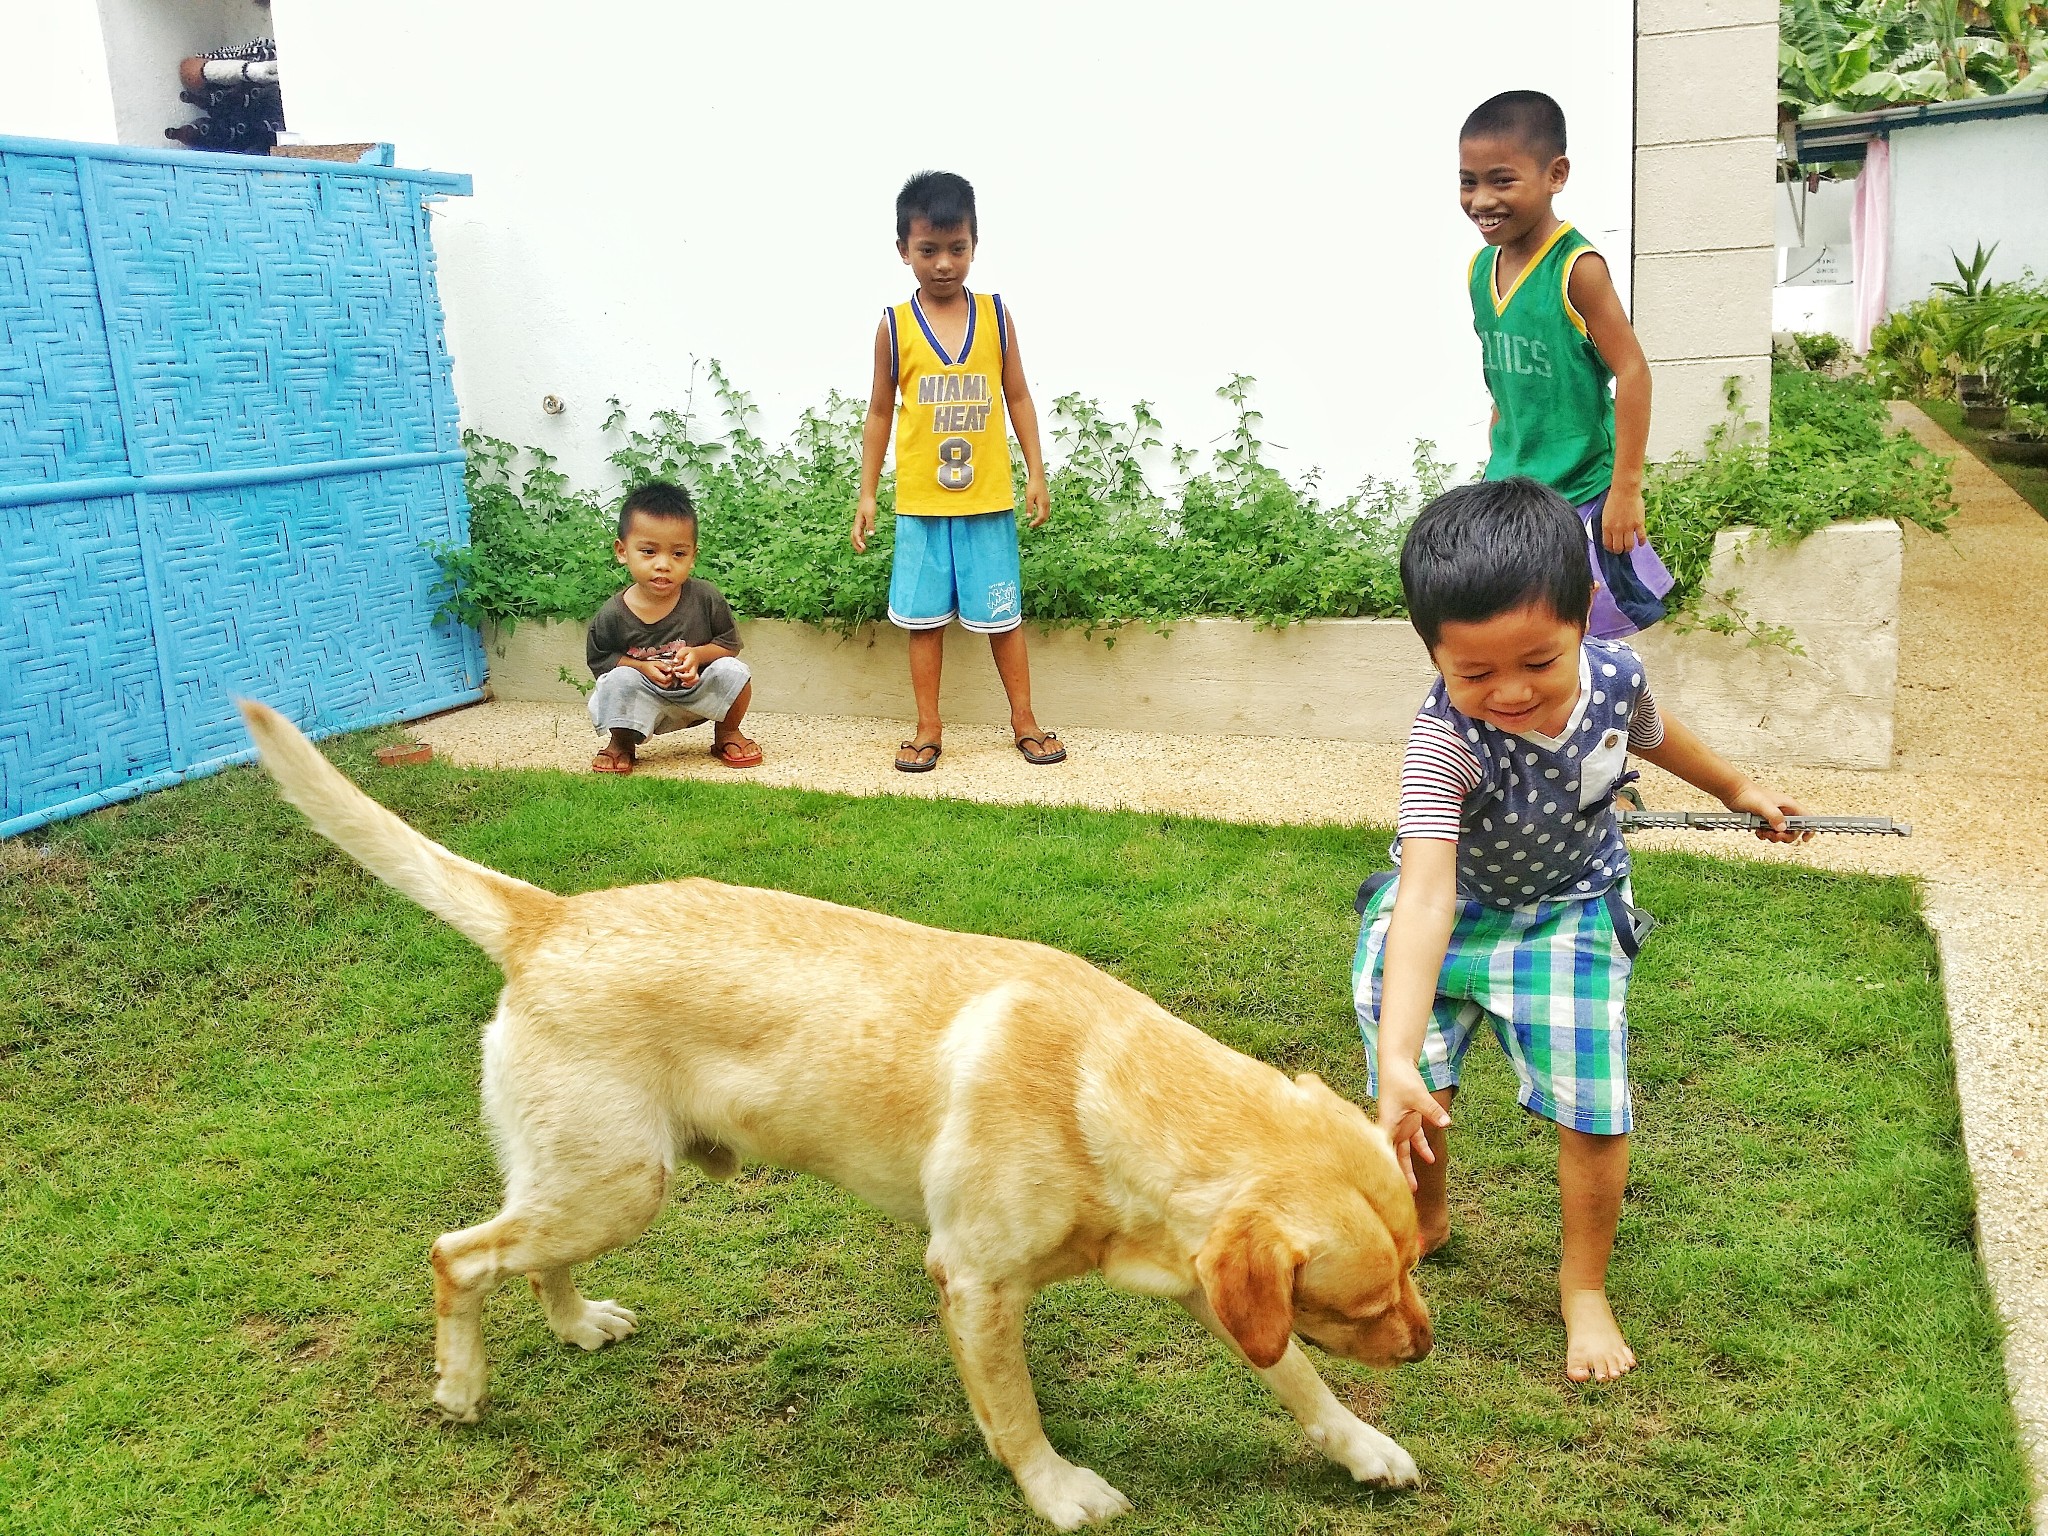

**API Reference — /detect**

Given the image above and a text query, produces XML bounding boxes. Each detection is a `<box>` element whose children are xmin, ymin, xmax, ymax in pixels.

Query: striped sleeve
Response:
<box><xmin>1398</xmin><ymin>713</ymin><xmax>1483</xmax><ymax>842</ymax></box>
<box><xmin>1627</xmin><ymin>687</ymin><xmax>1665</xmax><ymax>750</ymax></box>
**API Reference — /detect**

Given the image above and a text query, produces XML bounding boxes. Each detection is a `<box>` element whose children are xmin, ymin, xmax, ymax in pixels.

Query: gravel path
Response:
<box><xmin>413</xmin><ymin>403</ymin><xmax>2047</xmax><ymax>1522</ymax></box>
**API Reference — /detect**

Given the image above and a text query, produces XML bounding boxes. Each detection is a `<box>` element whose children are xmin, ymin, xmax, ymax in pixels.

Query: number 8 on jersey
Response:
<box><xmin>936</xmin><ymin>436</ymin><xmax>974</xmax><ymax>490</ymax></box>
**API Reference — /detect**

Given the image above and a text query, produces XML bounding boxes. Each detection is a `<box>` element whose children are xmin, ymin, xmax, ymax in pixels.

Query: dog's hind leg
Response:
<box><xmin>928</xmin><ymin>1258</ymin><xmax>1133</xmax><ymax>1531</ymax></box>
<box><xmin>430</xmin><ymin>1154</ymin><xmax>669</xmax><ymax>1423</ymax></box>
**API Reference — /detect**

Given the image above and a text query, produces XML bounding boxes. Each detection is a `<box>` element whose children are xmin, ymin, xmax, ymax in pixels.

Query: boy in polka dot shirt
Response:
<box><xmin>1355</xmin><ymin>477</ymin><xmax>1807</xmax><ymax>1384</ymax></box>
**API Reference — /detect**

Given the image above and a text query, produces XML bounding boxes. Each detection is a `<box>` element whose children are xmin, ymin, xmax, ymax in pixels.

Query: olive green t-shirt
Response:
<box><xmin>1469</xmin><ymin>223</ymin><xmax>1616</xmax><ymax>505</ymax></box>
<box><xmin>585</xmin><ymin>580</ymin><xmax>741</xmax><ymax>679</ymax></box>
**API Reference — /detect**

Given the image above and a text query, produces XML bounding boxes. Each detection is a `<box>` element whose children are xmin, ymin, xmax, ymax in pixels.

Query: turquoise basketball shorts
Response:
<box><xmin>1352</xmin><ymin>872</ymin><xmax>1641</xmax><ymax>1135</ymax></box>
<box><xmin>888</xmin><ymin>509</ymin><xmax>1023</xmax><ymax>634</ymax></box>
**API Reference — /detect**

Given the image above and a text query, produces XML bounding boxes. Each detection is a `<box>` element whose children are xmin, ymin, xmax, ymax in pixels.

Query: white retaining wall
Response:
<box><xmin>486</xmin><ymin>521</ymin><xmax>1902</xmax><ymax>771</ymax></box>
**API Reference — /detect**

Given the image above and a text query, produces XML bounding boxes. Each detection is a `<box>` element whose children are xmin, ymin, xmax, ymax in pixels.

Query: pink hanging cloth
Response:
<box><xmin>1850</xmin><ymin>136</ymin><xmax>1891</xmax><ymax>353</ymax></box>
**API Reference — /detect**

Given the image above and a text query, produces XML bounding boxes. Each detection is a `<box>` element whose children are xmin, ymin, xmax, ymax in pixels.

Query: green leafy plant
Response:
<box><xmin>1780</xmin><ymin>0</ymin><xmax>2048</xmax><ymax>115</ymax></box>
<box><xmin>1868</xmin><ymin>272</ymin><xmax>2048</xmax><ymax>404</ymax></box>
<box><xmin>1645</xmin><ymin>367</ymin><xmax>1954</xmax><ymax>614</ymax></box>
<box><xmin>2006</xmin><ymin>401</ymin><xmax>2048</xmax><ymax>437</ymax></box>
<box><xmin>1932</xmin><ymin>240</ymin><xmax>2002</xmax><ymax>298</ymax></box>
<box><xmin>603</xmin><ymin>362</ymin><xmax>897</xmax><ymax>633</ymax></box>
<box><xmin>1945</xmin><ymin>280</ymin><xmax>2048</xmax><ymax>402</ymax></box>
<box><xmin>429</xmin><ymin>434</ymin><xmax>621</xmax><ymax>631</ymax></box>
<box><xmin>434</xmin><ymin>363</ymin><xmax>1951</xmax><ymax>633</ymax></box>
<box><xmin>1792</xmin><ymin>331</ymin><xmax>1847</xmax><ymax>370</ymax></box>
<box><xmin>1022</xmin><ymin>381</ymin><xmax>1437</xmax><ymax>628</ymax></box>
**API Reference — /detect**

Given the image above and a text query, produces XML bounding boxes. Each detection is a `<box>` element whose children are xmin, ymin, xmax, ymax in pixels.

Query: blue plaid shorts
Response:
<box><xmin>1353</xmin><ymin>872</ymin><xmax>1642</xmax><ymax>1135</ymax></box>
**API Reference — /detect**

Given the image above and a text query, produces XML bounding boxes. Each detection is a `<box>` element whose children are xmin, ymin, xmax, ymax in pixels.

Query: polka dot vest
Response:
<box><xmin>1407</xmin><ymin>638</ymin><xmax>1648</xmax><ymax>907</ymax></box>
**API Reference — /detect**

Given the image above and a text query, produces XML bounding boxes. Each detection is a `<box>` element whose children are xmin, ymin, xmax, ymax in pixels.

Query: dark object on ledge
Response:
<box><xmin>166</xmin><ymin>37</ymin><xmax>283</xmax><ymax>156</ymax></box>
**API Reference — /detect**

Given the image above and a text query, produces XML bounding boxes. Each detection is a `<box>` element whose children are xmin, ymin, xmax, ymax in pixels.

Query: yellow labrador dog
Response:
<box><xmin>240</xmin><ymin>702</ymin><xmax>1430</xmax><ymax>1528</ymax></box>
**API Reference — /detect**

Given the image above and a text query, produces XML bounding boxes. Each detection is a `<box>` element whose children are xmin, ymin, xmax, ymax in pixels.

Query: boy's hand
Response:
<box><xmin>851</xmin><ymin>495</ymin><xmax>877</xmax><ymax>553</ymax></box>
<box><xmin>1024</xmin><ymin>472</ymin><xmax>1050</xmax><ymax>529</ymax></box>
<box><xmin>1602</xmin><ymin>487</ymin><xmax>1647</xmax><ymax>554</ymax></box>
<box><xmin>1376</xmin><ymin>1061</ymin><xmax>1452</xmax><ymax>1192</ymax></box>
<box><xmin>1724</xmin><ymin>780</ymin><xmax>1812</xmax><ymax>844</ymax></box>
<box><xmin>671</xmin><ymin>646</ymin><xmax>700</xmax><ymax>690</ymax></box>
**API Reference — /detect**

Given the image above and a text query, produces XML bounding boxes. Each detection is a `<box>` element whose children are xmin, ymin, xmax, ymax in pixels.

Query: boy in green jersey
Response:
<box><xmin>1460</xmin><ymin>90</ymin><xmax>1673</xmax><ymax>638</ymax></box>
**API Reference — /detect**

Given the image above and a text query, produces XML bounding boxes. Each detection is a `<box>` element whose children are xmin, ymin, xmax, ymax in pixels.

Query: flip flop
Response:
<box><xmin>895</xmin><ymin>741</ymin><xmax>942</xmax><ymax>773</ymax></box>
<box><xmin>1014</xmin><ymin>731</ymin><xmax>1067</xmax><ymax>765</ymax></box>
<box><xmin>713</xmin><ymin>738</ymin><xmax>763</xmax><ymax>769</ymax></box>
<box><xmin>590</xmin><ymin>749</ymin><xmax>635</xmax><ymax>775</ymax></box>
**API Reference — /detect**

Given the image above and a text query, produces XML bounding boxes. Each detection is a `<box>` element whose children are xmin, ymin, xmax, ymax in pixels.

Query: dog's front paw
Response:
<box><xmin>1308</xmin><ymin>1412</ymin><xmax>1419</xmax><ymax>1487</ymax></box>
<box><xmin>1019</xmin><ymin>1457</ymin><xmax>1133</xmax><ymax>1529</ymax></box>
<box><xmin>433</xmin><ymin>1374</ymin><xmax>488</xmax><ymax>1424</ymax></box>
<box><xmin>551</xmin><ymin>1297</ymin><xmax>638</xmax><ymax>1351</ymax></box>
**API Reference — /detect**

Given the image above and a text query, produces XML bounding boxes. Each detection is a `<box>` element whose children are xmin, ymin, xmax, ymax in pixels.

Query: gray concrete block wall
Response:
<box><xmin>1634</xmin><ymin>1</ymin><xmax>1778</xmax><ymax>458</ymax></box>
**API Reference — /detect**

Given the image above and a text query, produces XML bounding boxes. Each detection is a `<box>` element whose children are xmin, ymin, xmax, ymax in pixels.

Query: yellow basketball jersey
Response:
<box><xmin>888</xmin><ymin>289</ymin><xmax>1014</xmax><ymax>517</ymax></box>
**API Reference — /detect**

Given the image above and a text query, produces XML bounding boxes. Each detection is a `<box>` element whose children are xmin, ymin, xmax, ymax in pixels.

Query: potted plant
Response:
<box><xmin>1934</xmin><ymin>244</ymin><xmax>2005</xmax><ymax>410</ymax></box>
<box><xmin>1988</xmin><ymin>403</ymin><xmax>2048</xmax><ymax>468</ymax></box>
<box><xmin>1962</xmin><ymin>392</ymin><xmax>2010</xmax><ymax>430</ymax></box>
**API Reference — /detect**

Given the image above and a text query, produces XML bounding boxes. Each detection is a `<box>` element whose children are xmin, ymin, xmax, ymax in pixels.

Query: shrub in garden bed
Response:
<box><xmin>432</xmin><ymin>364</ymin><xmax>1950</xmax><ymax>634</ymax></box>
<box><xmin>1644</xmin><ymin>367</ymin><xmax>1952</xmax><ymax>616</ymax></box>
<box><xmin>1868</xmin><ymin>265</ymin><xmax>2048</xmax><ymax>409</ymax></box>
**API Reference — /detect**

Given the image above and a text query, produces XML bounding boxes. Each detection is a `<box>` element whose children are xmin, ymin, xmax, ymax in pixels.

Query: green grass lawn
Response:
<box><xmin>0</xmin><ymin>737</ymin><xmax>2030</xmax><ymax>1535</ymax></box>
<box><xmin>1919</xmin><ymin>397</ymin><xmax>2048</xmax><ymax>520</ymax></box>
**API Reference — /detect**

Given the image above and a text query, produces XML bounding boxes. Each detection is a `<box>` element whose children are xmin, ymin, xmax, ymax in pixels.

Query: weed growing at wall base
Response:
<box><xmin>433</xmin><ymin>363</ymin><xmax>1952</xmax><ymax>632</ymax></box>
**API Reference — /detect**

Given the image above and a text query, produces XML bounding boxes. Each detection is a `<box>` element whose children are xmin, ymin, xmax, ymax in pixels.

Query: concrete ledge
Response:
<box><xmin>486</xmin><ymin>522</ymin><xmax>1901</xmax><ymax>770</ymax></box>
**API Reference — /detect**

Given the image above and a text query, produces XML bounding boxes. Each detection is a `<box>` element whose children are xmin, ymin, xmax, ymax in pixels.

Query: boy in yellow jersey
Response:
<box><xmin>1461</xmin><ymin>91</ymin><xmax>1674</xmax><ymax>638</ymax></box>
<box><xmin>852</xmin><ymin>171</ymin><xmax>1063</xmax><ymax>772</ymax></box>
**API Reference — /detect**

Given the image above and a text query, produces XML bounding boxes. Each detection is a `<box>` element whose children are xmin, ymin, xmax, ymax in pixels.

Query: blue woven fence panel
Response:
<box><xmin>0</xmin><ymin>138</ymin><xmax>481</xmax><ymax>838</ymax></box>
<box><xmin>0</xmin><ymin>496</ymin><xmax>173</xmax><ymax>827</ymax></box>
<box><xmin>0</xmin><ymin>155</ymin><xmax>129</xmax><ymax>483</ymax></box>
<box><xmin>89</xmin><ymin>163</ymin><xmax>448</xmax><ymax>471</ymax></box>
<box><xmin>146</xmin><ymin>464</ymin><xmax>472</xmax><ymax>765</ymax></box>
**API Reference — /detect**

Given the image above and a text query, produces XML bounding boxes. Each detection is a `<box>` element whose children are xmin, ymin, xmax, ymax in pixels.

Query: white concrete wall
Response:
<box><xmin>1887</xmin><ymin>113</ymin><xmax>2048</xmax><ymax>311</ymax></box>
<box><xmin>485</xmin><ymin>522</ymin><xmax>1904</xmax><ymax>770</ymax></box>
<box><xmin>1773</xmin><ymin>282</ymin><xmax>1857</xmax><ymax>338</ymax></box>
<box><xmin>96</xmin><ymin>0</ymin><xmax>269</xmax><ymax>148</ymax></box>
<box><xmin>269</xmin><ymin>0</ymin><xmax>1634</xmax><ymax>496</ymax></box>
<box><xmin>1633</xmin><ymin>1</ymin><xmax>1778</xmax><ymax>454</ymax></box>
<box><xmin>1</xmin><ymin>2</ymin><xmax>119</xmax><ymax>142</ymax></box>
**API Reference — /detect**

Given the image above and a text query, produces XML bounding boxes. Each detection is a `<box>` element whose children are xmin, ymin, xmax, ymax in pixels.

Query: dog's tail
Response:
<box><xmin>237</xmin><ymin>700</ymin><xmax>560</xmax><ymax>966</ymax></box>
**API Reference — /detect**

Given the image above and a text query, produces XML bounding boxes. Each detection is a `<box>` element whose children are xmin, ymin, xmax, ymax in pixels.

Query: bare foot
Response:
<box><xmin>1417</xmin><ymin>1210</ymin><xmax>1451</xmax><ymax>1258</ymax></box>
<box><xmin>1561</xmin><ymin>1287</ymin><xmax>1636</xmax><ymax>1382</ymax></box>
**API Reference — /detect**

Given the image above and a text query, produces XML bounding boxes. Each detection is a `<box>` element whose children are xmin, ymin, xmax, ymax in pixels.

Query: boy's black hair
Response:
<box><xmin>1459</xmin><ymin>90</ymin><xmax>1568</xmax><ymax>161</ymax></box>
<box><xmin>1399</xmin><ymin>478</ymin><xmax>1591</xmax><ymax>651</ymax></box>
<box><xmin>617</xmin><ymin>480</ymin><xmax>697</xmax><ymax>541</ymax></box>
<box><xmin>896</xmin><ymin>170</ymin><xmax>978</xmax><ymax>244</ymax></box>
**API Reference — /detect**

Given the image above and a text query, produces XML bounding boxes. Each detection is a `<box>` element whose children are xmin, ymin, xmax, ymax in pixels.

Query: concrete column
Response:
<box><xmin>1634</xmin><ymin>0</ymin><xmax>1778</xmax><ymax>455</ymax></box>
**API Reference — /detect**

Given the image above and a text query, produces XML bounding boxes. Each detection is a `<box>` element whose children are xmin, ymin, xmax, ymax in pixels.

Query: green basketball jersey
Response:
<box><xmin>1469</xmin><ymin>223</ymin><xmax>1614</xmax><ymax>505</ymax></box>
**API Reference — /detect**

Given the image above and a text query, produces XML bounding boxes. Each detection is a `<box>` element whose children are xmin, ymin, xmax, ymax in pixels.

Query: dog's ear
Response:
<box><xmin>1196</xmin><ymin>1206</ymin><xmax>1303</xmax><ymax>1369</ymax></box>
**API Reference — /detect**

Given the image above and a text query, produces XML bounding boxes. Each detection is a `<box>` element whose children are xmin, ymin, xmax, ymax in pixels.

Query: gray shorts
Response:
<box><xmin>588</xmin><ymin>656</ymin><xmax>750</xmax><ymax>737</ymax></box>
